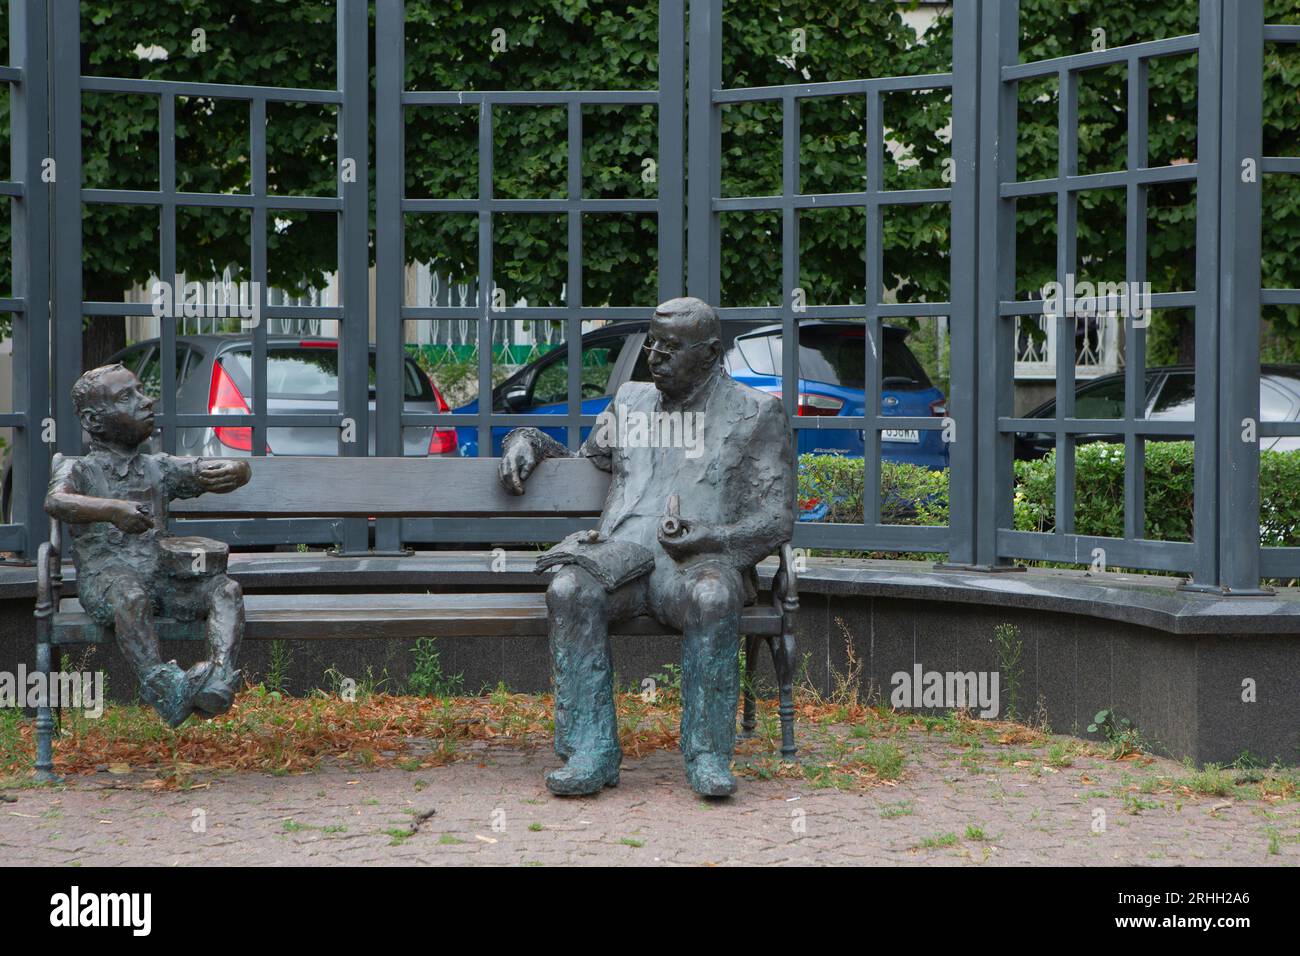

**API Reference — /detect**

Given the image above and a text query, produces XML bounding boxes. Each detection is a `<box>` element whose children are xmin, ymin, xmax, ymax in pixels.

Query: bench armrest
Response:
<box><xmin>773</xmin><ymin>542</ymin><xmax>798</xmax><ymax>615</ymax></box>
<box><xmin>35</xmin><ymin>542</ymin><xmax>52</xmax><ymax>613</ymax></box>
<box><xmin>37</xmin><ymin>518</ymin><xmax>63</xmax><ymax>617</ymax></box>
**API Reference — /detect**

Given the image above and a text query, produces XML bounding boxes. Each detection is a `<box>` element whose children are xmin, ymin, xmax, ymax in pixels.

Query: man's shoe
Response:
<box><xmin>545</xmin><ymin>754</ymin><xmax>620</xmax><ymax>796</ymax></box>
<box><xmin>685</xmin><ymin>752</ymin><xmax>737</xmax><ymax>797</ymax></box>
<box><xmin>192</xmin><ymin>665</ymin><xmax>241</xmax><ymax>718</ymax></box>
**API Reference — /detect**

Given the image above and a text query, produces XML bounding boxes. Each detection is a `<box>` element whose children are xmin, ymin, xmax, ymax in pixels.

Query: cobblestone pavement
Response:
<box><xmin>3</xmin><ymin>722</ymin><xmax>1298</xmax><ymax>866</ymax></box>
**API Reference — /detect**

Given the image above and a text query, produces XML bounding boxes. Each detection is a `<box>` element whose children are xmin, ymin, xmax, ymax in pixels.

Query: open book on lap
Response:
<box><xmin>534</xmin><ymin>531</ymin><xmax>657</xmax><ymax>592</ymax></box>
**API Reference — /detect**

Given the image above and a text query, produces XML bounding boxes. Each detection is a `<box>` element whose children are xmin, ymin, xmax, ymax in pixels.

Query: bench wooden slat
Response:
<box><xmin>52</xmin><ymin>592</ymin><xmax>783</xmax><ymax>643</ymax></box>
<box><xmin>171</xmin><ymin>457</ymin><xmax>611</xmax><ymax>518</ymax></box>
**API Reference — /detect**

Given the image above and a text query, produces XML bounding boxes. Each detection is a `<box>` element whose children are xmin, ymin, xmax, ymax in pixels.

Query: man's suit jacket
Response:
<box><xmin>578</xmin><ymin>371</ymin><xmax>795</xmax><ymax>597</ymax></box>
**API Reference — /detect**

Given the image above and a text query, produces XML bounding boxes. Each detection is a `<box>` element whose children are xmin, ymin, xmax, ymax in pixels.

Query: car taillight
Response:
<box><xmin>772</xmin><ymin>392</ymin><xmax>844</xmax><ymax>416</ymax></box>
<box><xmin>427</xmin><ymin>381</ymin><xmax>457</xmax><ymax>453</ymax></box>
<box><xmin>208</xmin><ymin>361</ymin><xmax>269</xmax><ymax>452</ymax></box>
<box><xmin>929</xmin><ymin>398</ymin><xmax>948</xmax><ymax>416</ymax></box>
<box><xmin>429</xmin><ymin>429</ymin><xmax>458</xmax><ymax>454</ymax></box>
<box><xmin>798</xmin><ymin>394</ymin><xmax>843</xmax><ymax>416</ymax></box>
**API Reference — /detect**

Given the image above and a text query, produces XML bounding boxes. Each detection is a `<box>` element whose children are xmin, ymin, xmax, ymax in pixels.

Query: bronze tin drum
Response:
<box><xmin>159</xmin><ymin>536</ymin><xmax>229</xmax><ymax>580</ymax></box>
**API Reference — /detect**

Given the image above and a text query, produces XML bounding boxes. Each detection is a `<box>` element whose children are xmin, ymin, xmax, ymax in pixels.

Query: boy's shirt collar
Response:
<box><xmin>86</xmin><ymin>439</ymin><xmax>141</xmax><ymax>478</ymax></box>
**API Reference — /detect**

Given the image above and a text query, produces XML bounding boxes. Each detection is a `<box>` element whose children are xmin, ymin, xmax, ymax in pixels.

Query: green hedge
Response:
<box><xmin>1012</xmin><ymin>442</ymin><xmax>1193</xmax><ymax>542</ymax></box>
<box><xmin>798</xmin><ymin>454</ymin><xmax>948</xmax><ymax>527</ymax></box>
<box><xmin>797</xmin><ymin>454</ymin><xmax>950</xmax><ymax>561</ymax></box>
<box><xmin>799</xmin><ymin>442</ymin><xmax>1300</xmax><ymax>557</ymax></box>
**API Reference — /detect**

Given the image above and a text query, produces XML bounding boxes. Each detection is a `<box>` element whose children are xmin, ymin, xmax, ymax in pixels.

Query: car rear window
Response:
<box><xmin>728</xmin><ymin>326</ymin><xmax>932</xmax><ymax>390</ymax></box>
<box><xmin>120</xmin><ymin>345</ymin><xmax>199</xmax><ymax>399</ymax></box>
<box><xmin>1148</xmin><ymin>373</ymin><xmax>1299</xmax><ymax>422</ymax></box>
<box><xmin>225</xmin><ymin>347</ymin><xmax>432</xmax><ymax>401</ymax></box>
<box><xmin>1147</xmin><ymin>374</ymin><xmax>1193</xmax><ymax>419</ymax></box>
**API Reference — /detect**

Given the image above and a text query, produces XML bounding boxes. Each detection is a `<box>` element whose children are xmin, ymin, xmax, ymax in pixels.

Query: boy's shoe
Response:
<box><xmin>191</xmin><ymin>664</ymin><xmax>241</xmax><ymax>718</ymax></box>
<box><xmin>139</xmin><ymin>661</ymin><xmax>203</xmax><ymax>728</ymax></box>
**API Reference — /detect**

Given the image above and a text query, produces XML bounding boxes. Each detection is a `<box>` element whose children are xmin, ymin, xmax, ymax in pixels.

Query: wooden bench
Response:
<box><xmin>33</xmin><ymin>457</ymin><xmax>799</xmax><ymax>778</ymax></box>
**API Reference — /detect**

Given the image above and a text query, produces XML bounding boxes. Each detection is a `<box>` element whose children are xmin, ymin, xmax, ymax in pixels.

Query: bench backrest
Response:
<box><xmin>170</xmin><ymin>457</ymin><xmax>610</xmax><ymax>519</ymax></box>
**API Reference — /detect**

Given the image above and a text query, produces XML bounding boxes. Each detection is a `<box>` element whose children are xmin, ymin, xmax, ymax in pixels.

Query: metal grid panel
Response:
<box><xmin>1257</xmin><ymin>17</ymin><xmax>1300</xmax><ymax>581</ymax></box>
<box><xmin>48</xmin><ymin>0</ymin><xmax>370</xmax><ymax>553</ymax></box>
<box><xmin>980</xmin><ymin>0</ymin><xmax>1234</xmax><ymax>586</ymax></box>
<box><xmin>688</xmin><ymin>0</ymin><xmax>1270</xmax><ymax>588</ymax></box>
<box><xmin>0</xmin><ymin>0</ymin><xmax>51</xmax><ymax>559</ymax></box>
<box><xmin>689</xmin><ymin>0</ymin><xmax>965</xmax><ymax>556</ymax></box>
<box><xmin>374</xmin><ymin>0</ymin><xmax>685</xmax><ymax>549</ymax></box>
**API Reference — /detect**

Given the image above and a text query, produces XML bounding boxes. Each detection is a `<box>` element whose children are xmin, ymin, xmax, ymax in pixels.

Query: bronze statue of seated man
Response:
<box><xmin>44</xmin><ymin>364</ymin><xmax>252</xmax><ymax>727</ymax></box>
<box><xmin>500</xmin><ymin>297</ymin><xmax>795</xmax><ymax>797</ymax></box>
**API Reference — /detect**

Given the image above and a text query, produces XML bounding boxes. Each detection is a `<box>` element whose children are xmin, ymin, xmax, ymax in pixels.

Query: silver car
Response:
<box><xmin>1</xmin><ymin>335</ymin><xmax>456</xmax><ymax>529</ymax></box>
<box><xmin>110</xmin><ymin>334</ymin><xmax>457</xmax><ymax>458</ymax></box>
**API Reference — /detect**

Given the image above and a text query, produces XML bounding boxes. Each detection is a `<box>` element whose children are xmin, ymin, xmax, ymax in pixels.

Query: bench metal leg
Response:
<box><xmin>34</xmin><ymin>636</ymin><xmax>56</xmax><ymax>781</ymax></box>
<box><xmin>33</xmin><ymin>557</ymin><xmax>56</xmax><ymax>781</ymax></box>
<box><xmin>33</xmin><ymin>538</ymin><xmax>63</xmax><ymax>783</ymax></box>
<box><xmin>740</xmin><ymin>634</ymin><xmax>763</xmax><ymax>736</ymax></box>
<box><xmin>771</xmin><ymin>628</ymin><xmax>797</xmax><ymax>759</ymax></box>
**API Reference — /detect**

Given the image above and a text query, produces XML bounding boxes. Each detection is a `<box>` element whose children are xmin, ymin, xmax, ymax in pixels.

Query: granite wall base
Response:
<box><xmin>2</xmin><ymin>590</ymin><xmax>1297</xmax><ymax>765</ymax></box>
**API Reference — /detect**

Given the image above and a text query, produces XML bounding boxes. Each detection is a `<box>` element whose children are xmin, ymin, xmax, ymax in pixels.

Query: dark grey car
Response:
<box><xmin>1014</xmin><ymin>364</ymin><xmax>1300</xmax><ymax>459</ymax></box>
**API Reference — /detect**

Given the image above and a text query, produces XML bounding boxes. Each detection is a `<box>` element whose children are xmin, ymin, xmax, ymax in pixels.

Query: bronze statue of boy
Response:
<box><xmin>500</xmin><ymin>297</ymin><xmax>796</xmax><ymax>797</ymax></box>
<box><xmin>45</xmin><ymin>364</ymin><xmax>252</xmax><ymax>727</ymax></box>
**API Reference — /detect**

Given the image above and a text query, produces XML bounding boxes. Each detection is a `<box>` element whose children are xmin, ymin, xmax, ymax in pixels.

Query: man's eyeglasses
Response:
<box><xmin>642</xmin><ymin>338</ymin><xmax>717</xmax><ymax>359</ymax></box>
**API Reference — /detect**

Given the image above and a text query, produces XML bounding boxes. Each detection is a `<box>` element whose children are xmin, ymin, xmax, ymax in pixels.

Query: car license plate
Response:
<box><xmin>881</xmin><ymin>428</ymin><xmax>920</xmax><ymax>444</ymax></box>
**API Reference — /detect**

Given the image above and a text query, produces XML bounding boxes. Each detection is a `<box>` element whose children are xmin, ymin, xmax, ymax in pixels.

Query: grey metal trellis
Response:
<box><xmin>374</xmin><ymin>0</ymin><xmax>684</xmax><ymax>549</ymax></box>
<box><xmin>975</xmin><ymin>0</ymin><xmax>1216</xmax><ymax>580</ymax></box>
<box><xmin>0</xmin><ymin>0</ymin><xmax>51</xmax><ymax>559</ymax></box>
<box><xmin>47</xmin><ymin>0</ymin><xmax>372</xmax><ymax>553</ymax></box>
<box><xmin>689</xmin><ymin>0</ymin><xmax>974</xmax><ymax>559</ymax></box>
<box><xmin>685</xmin><ymin>0</ymin><xmax>1297</xmax><ymax>591</ymax></box>
<box><xmin>0</xmin><ymin>0</ymin><xmax>1295</xmax><ymax>595</ymax></box>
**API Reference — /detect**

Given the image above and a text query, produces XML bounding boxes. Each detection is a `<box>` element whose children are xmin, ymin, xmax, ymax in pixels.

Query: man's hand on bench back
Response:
<box><xmin>499</xmin><ymin>426</ymin><xmax>572</xmax><ymax>495</ymax></box>
<box><xmin>500</xmin><ymin>435</ymin><xmax>540</xmax><ymax>496</ymax></box>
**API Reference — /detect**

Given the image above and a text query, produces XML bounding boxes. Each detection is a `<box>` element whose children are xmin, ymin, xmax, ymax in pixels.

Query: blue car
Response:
<box><xmin>454</xmin><ymin>322</ymin><xmax>643</xmax><ymax>457</ymax></box>
<box><xmin>455</xmin><ymin>320</ymin><xmax>948</xmax><ymax>470</ymax></box>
